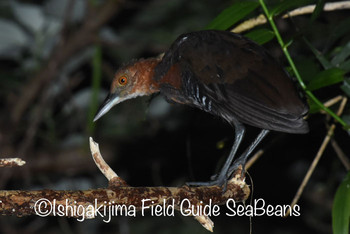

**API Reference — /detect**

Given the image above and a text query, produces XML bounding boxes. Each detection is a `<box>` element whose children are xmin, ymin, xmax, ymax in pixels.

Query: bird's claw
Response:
<box><xmin>227</xmin><ymin>160</ymin><xmax>246</xmax><ymax>178</ymax></box>
<box><xmin>186</xmin><ymin>161</ymin><xmax>246</xmax><ymax>193</ymax></box>
<box><xmin>186</xmin><ymin>173</ymin><xmax>229</xmax><ymax>192</ymax></box>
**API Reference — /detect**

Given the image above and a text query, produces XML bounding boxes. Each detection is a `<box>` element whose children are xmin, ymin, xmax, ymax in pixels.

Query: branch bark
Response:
<box><xmin>0</xmin><ymin>178</ymin><xmax>249</xmax><ymax>218</ymax></box>
<box><xmin>0</xmin><ymin>138</ymin><xmax>250</xmax><ymax>232</ymax></box>
<box><xmin>0</xmin><ymin>158</ymin><xmax>26</xmax><ymax>167</ymax></box>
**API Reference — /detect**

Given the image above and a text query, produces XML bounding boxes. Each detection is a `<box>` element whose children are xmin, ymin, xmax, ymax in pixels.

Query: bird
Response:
<box><xmin>93</xmin><ymin>30</ymin><xmax>309</xmax><ymax>187</ymax></box>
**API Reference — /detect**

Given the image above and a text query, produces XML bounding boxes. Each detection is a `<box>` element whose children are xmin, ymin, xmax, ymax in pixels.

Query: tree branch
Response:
<box><xmin>0</xmin><ymin>138</ymin><xmax>250</xmax><ymax>232</ymax></box>
<box><xmin>0</xmin><ymin>158</ymin><xmax>26</xmax><ymax>167</ymax></box>
<box><xmin>232</xmin><ymin>1</ymin><xmax>350</xmax><ymax>33</ymax></box>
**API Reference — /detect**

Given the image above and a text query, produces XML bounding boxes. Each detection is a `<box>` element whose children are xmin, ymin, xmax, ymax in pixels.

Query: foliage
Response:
<box><xmin>206</xmin><ymin>0</ymin><xmax>350</xmax><ymax>233</ymax></box>
<box><xmin>0</xmin><ymin>0</ymin><xmax>350</xmax><ymax>233</ymax></box>
<box><xmin>206</xmin><ymin>1</ymin><xmax>260</xmax><ymax>30</ymax></box>
<box><xmin>333</xmin><ymin>171</ymin><xmax>350</xmax><ymax>234</ymax></box>
<box><xmin>205</xmin><ymin>0</ymin><xmax>350</xmax><ymax>131</ymax></box>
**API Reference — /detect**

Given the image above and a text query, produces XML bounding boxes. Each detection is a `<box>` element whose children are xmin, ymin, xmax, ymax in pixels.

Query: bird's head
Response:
<box><xmin>93</xmin><ymin>58</ymin><xmax>161</xmax><ymax>122</ymax></box>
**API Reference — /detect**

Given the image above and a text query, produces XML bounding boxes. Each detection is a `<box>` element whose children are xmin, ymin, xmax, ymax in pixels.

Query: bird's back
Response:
<box><xmin>154</xmin><ymin>30</ymin><xmax>309</xmax><ymax>134</ymax></box>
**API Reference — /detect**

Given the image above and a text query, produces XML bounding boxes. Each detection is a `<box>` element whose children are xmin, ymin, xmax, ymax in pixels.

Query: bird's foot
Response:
<box><xmin>227</xmin><ymin>160</ymin><xmax>246</xmax><ymax>178</ymax></box>
<box><xmin>186</xmin><ymin>173</ymin><xmax>229</xmax><ymax>192</ymax></box>
<box><xmin>186</xmin><ymin>162</ymin><xmax>246</xmax><ymax>191</ymax></box>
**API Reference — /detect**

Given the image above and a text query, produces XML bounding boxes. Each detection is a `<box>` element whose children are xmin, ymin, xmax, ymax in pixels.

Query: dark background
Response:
<box><xmin>0</xmin><ymin>0</ymin><xmax>349</xmax><ymax>233</ymax></box>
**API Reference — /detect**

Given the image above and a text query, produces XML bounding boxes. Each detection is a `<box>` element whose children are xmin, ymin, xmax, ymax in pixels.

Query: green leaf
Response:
<box><xmin>307</xmin><ymin>68</ymin><xmax>345</xmax><ymax>91</ymax></box>
<box><xmin>206</xmin><ymin>1</ymin><xmax>260</xmax><ymax>30</ymax></box>
<box><xmin>332</xmin><ymin>171</ymin><xmax>350</xmax><ymax>234</ymax></box>
<box><xmin>332</xmin><ymin>41</ymin><xmax>350</xmax><ymax>66</ymax></box>
<box><xmin>296</xmin><ymin>58</ymin><xmax>320</xmax><ymax>83</ymax></box>
<box><xmin>270</xmin><ymin>0</ymin><xmax>314</xmax><ymax>16</ymax></box>
<box><xmin>244</xmin><ymin>28</ymin><xmax>275</xmax><ymax>45</ymax></box>
<box><xmin>304</xmin><ymin>38</ymin><xmax>333</xmax><ymax>70</ymax></box>
<box><xmin>311</xmin><ymin>0</ymin><xmax>325</xmax><ymax>21</ymax></box>
<box><xmin>328</xmin><ymin>18</ymin><xmax>350</xmax><ymax>48</ymax></box>
<box><xmin>340</xmin><ymin>60</ymin><xmax>350</xmax><ymax>72</ymax></box>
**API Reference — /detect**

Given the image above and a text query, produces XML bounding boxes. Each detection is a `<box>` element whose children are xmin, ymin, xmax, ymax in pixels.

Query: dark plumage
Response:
<box><xmin>154</xmin><ymin>30</ymin><xmax>308</xmax><ymax>133</ymax></box>
<box><xmin>94</xmin><ymin>30</ymin><xmax>309</xmax><ymax>187</ymax></box>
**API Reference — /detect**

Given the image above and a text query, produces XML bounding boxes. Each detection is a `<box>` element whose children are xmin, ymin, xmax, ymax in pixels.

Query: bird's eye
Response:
<box><xmin>118</xmin><ymin>76</ymin><xmax>128</xmax><ymax>86</ymax></box>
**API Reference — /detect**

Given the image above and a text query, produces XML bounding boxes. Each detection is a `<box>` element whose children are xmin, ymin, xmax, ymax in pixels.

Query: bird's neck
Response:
<box><xmin>131</xmin><ymin>57</ymin><xmax>162</xmax><ymax>96</ymax></box>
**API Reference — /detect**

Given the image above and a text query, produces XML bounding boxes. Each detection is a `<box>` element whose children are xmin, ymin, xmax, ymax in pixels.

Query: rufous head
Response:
<box><xmin>93</xmin><ymin>58</ymin><xmax>161</xmax><ymax>121</ymax></box>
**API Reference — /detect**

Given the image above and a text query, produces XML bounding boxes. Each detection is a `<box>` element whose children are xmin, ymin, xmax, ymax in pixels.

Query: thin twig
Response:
<box><xmin>285</xmin><ymin>126</ymin><xmax>334</xmax><ymax>217</ymax></box>
<box><xmin>337</xmin><ymin>97</ymin><xmax>348</xmax><ymax>121</ymax></box>
<box><xmin>245</xmin><ymin>149</ymin><xmax>264</xmax><ymax>170</ymax></box>
<box><xmin>89</xmin><ymin>137</ymin><xmax>128</xmax><ymax>187</ymax></box>
<box><xmin>319</xmin><ymin>95</ymin><xmax>345</xmax><ymax>114</ymax></box>
<box><xmin>331</xmin><ymin>138</ymin><xmax>350</xmax><ymax>171</ymax></box>
<box><xmin>90</xmin><ymin>137</ymin><xmax>118</xmax><ymax>181</ymax></box>
<box><xmin>323</xmin><ymin>95</ymin><xmax>344</xmax><ymax>108</ymax></box>
<box><xmin>194</xmin><ymin>215</ymin><xmax>214</xmax><ymax>232</ymax></box>
<box><xmin>0</xmin><ymin>158</ymin><xmax>26</xmax><ymax>167</ymax></box>
<box><xmin>285</xmin><ymin>97</ymin><xmax>347</xmax><ymax>217</ymax></box>
<box><xmin>233</xmin><ymin>1</ymin><xmax>350</xmax><ymax>33</ymax></box>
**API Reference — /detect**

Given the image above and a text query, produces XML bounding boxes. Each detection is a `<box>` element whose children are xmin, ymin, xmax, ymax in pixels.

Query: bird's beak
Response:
<box><xmin>93</xmin><ymin>93</ymin><xmax>120</xmax><ymax>122</ymax></box>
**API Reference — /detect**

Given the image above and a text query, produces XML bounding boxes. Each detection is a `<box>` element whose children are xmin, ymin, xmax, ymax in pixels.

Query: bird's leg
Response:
<box><xmin>186</xmin><ymin>120</ymin><xmax>245</xmax><ymax>188</ymax></box>
<box><xmin>227</xmin><ymin>129</ymin><xmax>269</xmax><ymax>177</ymax></box>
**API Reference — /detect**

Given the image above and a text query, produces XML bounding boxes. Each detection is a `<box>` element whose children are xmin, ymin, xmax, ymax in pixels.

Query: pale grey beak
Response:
<box><xmin>93</xmin><ymin>93</ymin><xmax>120</xmax><ymax>122</ymax></box>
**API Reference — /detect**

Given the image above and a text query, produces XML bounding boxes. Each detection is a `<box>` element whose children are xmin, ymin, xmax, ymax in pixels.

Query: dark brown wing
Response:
<box><xmin>154</xmin><ymin>30</ymin><xmax>309</xmax><ymax>133</ymax></box>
